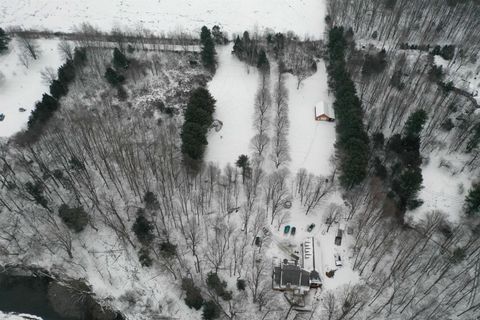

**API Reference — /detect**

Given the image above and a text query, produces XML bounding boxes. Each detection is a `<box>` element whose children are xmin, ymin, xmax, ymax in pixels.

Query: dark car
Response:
<box><xmin>284</xmin><ymin>225</ymin><xmax>291</xmax><ymax>234</ymax></box>
<box><xmin>291</xmin><ymin>226</ymin><xmax>296</xmax><ymax>235</ymax></box>
<box><xmin>307</xmin><ymin>223</ymin><xmax>315</xmax><ymax>232</ymax></box>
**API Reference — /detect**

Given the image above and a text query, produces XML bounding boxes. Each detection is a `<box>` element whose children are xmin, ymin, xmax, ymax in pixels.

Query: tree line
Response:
<box><xmin>181</xmin><ymin>87</ymin><xmax>216</xmax><ymax>168</ymax></box>
<box><xmin>19</xmin><ymin>47</ymin><xmax>87</xmax><ymax>144</ymax></box>
<box><xmin>327</xmin><ymin>26</ymin><xmax>370</xmax><ymax>189</ymax></box>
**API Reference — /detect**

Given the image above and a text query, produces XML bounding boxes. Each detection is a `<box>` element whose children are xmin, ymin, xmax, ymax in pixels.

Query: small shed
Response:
<box><xmin>314</xmin><ymin>102</ymin><xmax>335</xmax><ymax>122</ymax></box>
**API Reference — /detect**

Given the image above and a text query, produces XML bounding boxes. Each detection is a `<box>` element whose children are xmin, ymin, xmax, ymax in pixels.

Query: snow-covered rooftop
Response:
<box><xmin>315</xmin><ymin>101</ymin><xmax>335</xmax><ymax>119</ymax></box>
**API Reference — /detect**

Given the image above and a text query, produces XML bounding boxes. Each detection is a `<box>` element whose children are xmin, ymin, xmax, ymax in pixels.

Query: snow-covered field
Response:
<box><xmin>286</xmin><ymin>62</ymin><xmax>336</xmax><ymax>177</ymax></box>
<box><xmin>0</xmin><ymin>0</ymin><xmax>326</xmax><ymax>39</ymax></box>
<box><xmin>408</xmin><ymin>152</ymin><xmax>474</xmax><ymax>223</ymax></box>
<box><xmin>205</xmin><ymin>45</ymin><xmax>259</xmax><ymax>166</ymax></box>
<box><xmin>206</xmin><ymin>48</ymin><xmax>336</xmax><ymax>176</ymax></box>
<box><xmin>0</xmin><ymin>39</ymin><xmax>63</xmax><ymax>137</ymax></box>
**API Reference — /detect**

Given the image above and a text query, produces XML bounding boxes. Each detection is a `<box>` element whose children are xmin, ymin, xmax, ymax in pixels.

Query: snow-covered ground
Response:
<box><xmin>407</xmin><ymin>151</ymin><xmax>475</xmax><ymax>223</ymax></box>
<box><xmin>286</xmin><ymin>62</ymin><xmax>336</xmax><ymax>177</ymax></box>
<box><xmin>0</xmin><ymin>38</ymin><xmax>63</xmax><ymax>137</ymax></box>
<box><xmin>0</xmin><ymin>0</ymin><xmax>326</xmax><ymax>39</ymax></box>
<box><xmin>434</xmin><ymin>55</ymin><xmax>480</xmax><ymax>105</ymax></box>
<box><xmin>206</xmin><ymin>51</ymin><xmax>336</xmax><ymax>176</ymax></box>
<box><xmin>205</xmin><ymin>45</ymin><xmax>259</xmax><ymax>167</ymax></box>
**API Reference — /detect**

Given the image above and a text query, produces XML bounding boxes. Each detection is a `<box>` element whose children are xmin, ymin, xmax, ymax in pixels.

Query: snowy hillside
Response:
<box><xmin>0</xmin><ymin>0</ymin><xmax>326</xmax><ymax>38</ymax></box>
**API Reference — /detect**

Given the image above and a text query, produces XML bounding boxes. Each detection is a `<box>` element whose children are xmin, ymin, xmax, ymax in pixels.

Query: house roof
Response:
<box><xmin>315</xmin><ymin>101</ymin><xmax>335</xmax><ymax>119</ymax></box>
<box><xmin>273</xmin><ymin>264</ymin><xmax>310</xmax><ymax>289</ymax></box>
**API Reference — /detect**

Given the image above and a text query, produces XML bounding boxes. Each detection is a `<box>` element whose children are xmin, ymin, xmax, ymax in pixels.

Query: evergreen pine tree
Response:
<box><xmin>181</xmin><ymin>88</ymin><xmax>216</xmax><ymax>164</ymax></box>
<box><xmin>73</xmin><ymin>47</ymin><xmax>87</xmax><ymax>67</ymax></box>
<box><xmin>203</xmin><ymin>301</ymin><xmax>220</xmax><ymax>320</ymax></box>
<box><xmin>211</xmin><ymin>25</ymin><xmax>224</xmax><ymax>44</ymax></box>
<box><xmin>201</xmin><ymin>32</ymin><xmax>216</xmax><ymax>71</ymax></box>
<box><xmin>132</xmin><ymin>212</ymin><xmax>154</xmax><ymax>246</ymax></box>
<box><xmin>105</xmin><ymin>67</ymin><xmax>125</xmax><ymax>86</ymax></box>
<box><xmin>465</xmin><ymin>184</ymin><xmax>480</xmax><ymax>217</ymax></box>
<box><xmin>404</xmin><ymin>109</ymin><xmax>427</xmax><ymax>138</ymax></box>
<box><xmin>181</xmin><ymin>278</ymin><xmax>204</xmax><ymax>310</ymax></box>
<box><xmin>0</xmin><ymin>28</ymin><xmax>11</xmax><ymax>53</ymax></box>
<box><xmin>235</xmin><ymin>154</ymin><xmax>251</xmax><ymax>183</ymax></box>
<box><xmin>200</xmin><ymin>26</ymin><xmax>212</xmax><ymax>46</ymax></box>
<box><xmin>112</xmin><ymin>47</ymin><xmax>129</xmax><ymax>70</ymax></box>
<box><xmin>232</xmin><ymin>36</ymin><xmax>244</xmax><ymax>58</ymax></box>
<box><xmin>257</xmin><ymin>49</ymin><xmax>269</xmax><ymax>72</ymax></box>
<box><xmin>50</xmin><ymin>79</ymin><xmax>68</xmax><ymax>99</ymax></box>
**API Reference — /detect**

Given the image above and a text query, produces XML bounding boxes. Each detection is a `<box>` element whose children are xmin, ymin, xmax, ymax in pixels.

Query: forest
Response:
<box><xmin>0</xmin><ymin>0</ymin><xmax>479</xmax><ymax>319</ymax></box>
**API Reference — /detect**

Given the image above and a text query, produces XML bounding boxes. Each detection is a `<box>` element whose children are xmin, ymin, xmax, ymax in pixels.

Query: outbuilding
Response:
<box><xmin>314</xmin><ymin>101</ymin><xmax>335</xmax><ymax>122</ymax></box>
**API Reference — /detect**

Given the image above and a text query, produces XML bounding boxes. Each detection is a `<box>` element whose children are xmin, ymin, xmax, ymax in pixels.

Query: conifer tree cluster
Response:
<box><xmin>200</xmin><ymin>26</ymin><xmax>217</xmax><ymax>72</ymax></box>
<box><xmin>24</xmin><ymin>47</ymin><xmax>87</xmax><ymax>142</ymax></box>
<box><xmin>181</xmin><ymin>88</ymin><xmax>216</xmax><ymax>166</ymax></box>
<box><xmin>105</xmin><ymin>47</ymin><xmax>128</xmax><ymax>86</ymax></box>
<box><xmin>327</xmin><ymin>27</ymin><xmax>369</xmax><ymax>189</ymax></box>
<box><xmin>372</xmin><ymin>110</ymin><xmax>427</xmax><ymax>221</ymax></box>
<box><xmin>465</xmin><ymin>183</ymin><xmax>480</xmax><ymax>217</ymax></box>
<box><xmin>0</xmin><ymin>27</ymin><xmax>11</xmax><ymax>54</ymax></box>
<box><xmin>232</xmin><ymin>31</ymin><xmax>267</xmax><ymax>69</ymax></box>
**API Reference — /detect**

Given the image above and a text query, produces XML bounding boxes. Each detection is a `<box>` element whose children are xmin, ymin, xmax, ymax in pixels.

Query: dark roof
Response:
<box><xmin>300</xmin><ymin>270</ymin><xmax>310</xmax><ymax>287</ymax></box>
<box><xmin>273</xmin><ymin>264</ymin><xmax>311</xmax><ymax>288</ymax></box>
<box><xmin>310</xmin><ymin>270</ymin><xmax>320</xmax><ymax>281</ymax></box>
<box><xmin>273</xmin><ymin>266</ymin><xmax>281</xmax><ymax>285</ymax></box>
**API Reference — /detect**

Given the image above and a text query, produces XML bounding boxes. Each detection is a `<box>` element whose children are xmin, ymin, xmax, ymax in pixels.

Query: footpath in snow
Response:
<box><xmin>0</xmin><ymin>39</ymin><xmax>63</xmax><ymax>137</ymax></box>
<box><xmin>0</xmin><ymin>0</ymin><xmax>326</xmax><ymax>39</ymax></box>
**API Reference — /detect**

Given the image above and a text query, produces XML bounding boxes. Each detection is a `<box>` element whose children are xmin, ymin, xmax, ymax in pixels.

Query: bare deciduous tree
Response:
<box><xmin>17</xmin><ymin>36</ymin><xmax>40</xmax><ymax>60</ymax></box>
<box><xmin>58</xmin><ymin>40</ymin><xmax>74</xmax><ymax>61</ymax></box>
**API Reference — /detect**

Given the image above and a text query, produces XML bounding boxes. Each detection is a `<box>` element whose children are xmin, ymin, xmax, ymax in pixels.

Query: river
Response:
<box><xmin>0</xmin><ymin>275</ymin><xmax>64</xmax><ymax>320</ymax></box>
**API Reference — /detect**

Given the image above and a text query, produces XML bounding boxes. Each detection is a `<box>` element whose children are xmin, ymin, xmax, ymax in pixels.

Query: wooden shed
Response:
<box><xmin>314</xmin><ymin>102</ymin><xmax>335</xmax><ymax>122</ymax></box>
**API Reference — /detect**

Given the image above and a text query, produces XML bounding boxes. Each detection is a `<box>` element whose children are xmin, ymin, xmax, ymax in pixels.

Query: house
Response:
<box><xmin>272</xmin><ymin>263</ymin><xmax>311</xmax><ymax>295</ymax></box>
<box><xmin>314</xmin><ymin>101</ymin><xmax>335</xmax><ymax>122</ymax></box>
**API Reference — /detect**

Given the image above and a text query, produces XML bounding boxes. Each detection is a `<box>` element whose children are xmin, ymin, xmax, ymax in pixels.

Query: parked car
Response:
<box><xmin>335</xmin><ymin>254</ymin><xmax>343</xmax><ymax>267</ymax></box>
<box><xmin>255</xmin><ymin>236</ymin><xmax>262</xmax><ymax>247</ymax></box>
<box><xmin>0</xmin><ymin>114</ymin><xmax>5</xmax><ymax>121</ymax></box>
<box><xmin>307</xmin><ymin>223</ymin><xmax>316</xmax><ymax>232</ymax></box>
<box><xmin>284</xmin><ymin>225</ymin><xmax>291</xmax><ymax>234</ymax></box>
<box><xmin>291</xmin><ymin>226</ymin><xmax>296</xmax><ymax>235</ymax></box>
